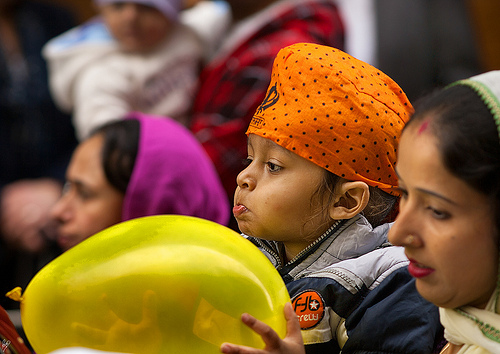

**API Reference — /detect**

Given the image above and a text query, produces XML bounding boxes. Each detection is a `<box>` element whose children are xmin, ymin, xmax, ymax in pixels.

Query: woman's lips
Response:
<box><xmin>407</xmin><ymin>258</ymin><xmax>435</xmax><ymax>278</ymax></box>
<box><xmin>233</xmin><ymin>204</ymin><xmax>248</xmax><ymax>217</ymax></box>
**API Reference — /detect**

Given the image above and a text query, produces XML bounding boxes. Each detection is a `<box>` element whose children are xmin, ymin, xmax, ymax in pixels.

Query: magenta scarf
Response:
<box><xmin>122</xmin><ymin>113</ymin><xmax>230</xmax><ymax>225</ymax></box>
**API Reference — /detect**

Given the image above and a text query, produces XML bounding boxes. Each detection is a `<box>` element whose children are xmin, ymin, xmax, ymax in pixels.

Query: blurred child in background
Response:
<box><xmin>43</xmin><ymin>0</ymin><xmax>202</xmax><ymax>140</ymax></box>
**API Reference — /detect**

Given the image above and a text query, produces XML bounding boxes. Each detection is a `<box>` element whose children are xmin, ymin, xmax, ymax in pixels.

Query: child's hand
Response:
<box><xmin>220</xmin><ymin>302</ymin><xmax>305</xmax><ymax>354</ymax></box>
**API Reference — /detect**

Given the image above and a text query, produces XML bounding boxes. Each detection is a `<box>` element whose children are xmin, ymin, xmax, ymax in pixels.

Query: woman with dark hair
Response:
<box><xmin>388</xmin><ymin>71</ymin><xmax>500</xmax><ymax>353</ymax></box>
<box><xmin>50</xmin><ymin>113</ymin><xmax>230</xmax><ymax>252</ymax></box>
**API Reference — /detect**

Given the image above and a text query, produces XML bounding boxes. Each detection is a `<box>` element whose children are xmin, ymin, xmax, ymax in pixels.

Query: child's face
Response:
<box><xmin>50</xmin><ymin>134</ymin><xmax>124</xmax><ymax>251</ymax></box>
<box><xmin>388</xmin><ymin>122</ymin><xmax>498</xmax><ymax>309</ymax></box>
<box><xmin>234</xmin><ymin>134</ymin><xmax>332</xmax><ymax>258</ymax></box>
<box><xmin>100</xmin><ymin>3</ymin><xmax>173</xmax><ymax>52</ymax></box>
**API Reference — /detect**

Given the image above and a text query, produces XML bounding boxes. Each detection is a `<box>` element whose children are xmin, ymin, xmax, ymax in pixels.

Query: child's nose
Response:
<box><xmin>236</xmin><ymin>166</ymin><xmax>256</xmax><ymax>190</ymax></box>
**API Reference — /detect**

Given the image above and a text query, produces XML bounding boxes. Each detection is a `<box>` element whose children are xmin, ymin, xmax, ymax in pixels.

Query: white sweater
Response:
<box><xmin>43</xmin><ymin>18</ymin><xmax>203</xmax><ymax>140</ymax></box>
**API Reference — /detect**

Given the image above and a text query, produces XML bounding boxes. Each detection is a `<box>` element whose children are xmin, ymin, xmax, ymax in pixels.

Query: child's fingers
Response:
<box><xmin>283</xmin><ymin>303</ymin><xmax>303</xmax><ymax>343</ymax></box>
<box><xmin>240</xmin><ymin>313</ymin><xmax>282</xmax><ymax>349</ymax></box>
<box><xmin>220</xmin><ymin>304</ymin><xmax>304</xmax><ymax>354</ymax></box>
<box><xmin>219</xmin><ymin>314</ymin><xmax>278</xmax><ymax>353</ymax></box>
<box><xmin>220</xmin><ymin>342</ymin><xmax>263</xmax><ymax>354</ymax></box>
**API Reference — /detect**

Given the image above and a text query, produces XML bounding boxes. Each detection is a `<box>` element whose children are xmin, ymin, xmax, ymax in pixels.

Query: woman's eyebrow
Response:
<box><xmin>415</xmin><ymin>187</ymin><xmax>458</xmax><ymax>206</ymax></box>
<box><xmin>395</xmin><ymin>168</ymin><xmax>457</xmax><ymax>206</ymax></box>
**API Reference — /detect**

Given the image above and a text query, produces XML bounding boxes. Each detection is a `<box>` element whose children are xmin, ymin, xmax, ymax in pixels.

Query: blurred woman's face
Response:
<box><xmin>99</xmin><ymin>3</ymin><xmax>172</xmax><ymax>52</ymax></box>
<box><xmin>50</xmin><ymin>134</ymin><xmax>124</xmax><ymax>251</ymax></box>
<box><xmin>388</xmin><ymin>120</ymin><xmax>498</xmax><ymax>309</ymax></box>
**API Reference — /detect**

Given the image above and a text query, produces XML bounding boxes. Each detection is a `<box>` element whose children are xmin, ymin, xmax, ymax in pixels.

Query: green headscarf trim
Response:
<box><xmin>448</xmin><ymin>71</ymin><xmax>500</xmax><ymax>142</ymax></box>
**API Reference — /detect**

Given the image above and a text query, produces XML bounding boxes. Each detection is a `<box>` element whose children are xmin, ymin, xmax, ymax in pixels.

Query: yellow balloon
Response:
<box><xmin>19</xmin><ymin>215</ymin><xmax>290</xmax><ymax>354</ymax></box>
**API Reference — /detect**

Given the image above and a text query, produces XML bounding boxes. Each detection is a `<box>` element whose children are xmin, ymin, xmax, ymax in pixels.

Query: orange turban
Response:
<box><xmin>247</xmin><ymin>43</ymin><xmax>413</xmax><ymax>196</ymax></box>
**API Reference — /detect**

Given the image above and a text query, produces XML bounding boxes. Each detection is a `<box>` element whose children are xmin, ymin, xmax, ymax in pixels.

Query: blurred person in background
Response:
<box><xmin>43</xmin><ymin>0</ymin><xmax>203</xmax><ymax>141</ymax></box>
<box><xmin>0</xmin><ymin>0</ymin><xmax>78</xmax><ymax>310</ymax></box>
<box><xmin>50</xmin><ymin>113</ymin><xmax>229</xmax><ymax>252</ymax></box>
<box><xmin>334</xmin><ymin>0</ymin><xmax>482</xmax><ymax>101</ymax></box>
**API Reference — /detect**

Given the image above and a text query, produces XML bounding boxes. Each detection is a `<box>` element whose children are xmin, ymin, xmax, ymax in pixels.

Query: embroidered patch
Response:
<box><xmin>250</xmin><ymin>81</ymin><xmax>280</xmax><ymax>129</ymax></box>
<box><xmin>291</xmin><ymin>290</ymin><xmax>325</xmax><ymax>330</ymax></box>
<box><xmin>249</xmin><ymin>116</ymin><xmax>265</xmax><ymax>129</ymax></box>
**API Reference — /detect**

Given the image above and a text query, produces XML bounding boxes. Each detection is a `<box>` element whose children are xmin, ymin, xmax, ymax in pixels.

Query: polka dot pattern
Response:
<box><xmin>248</xmin><ymin>43</ymin><xmax>413</xmax><ymax>196</ymax></box>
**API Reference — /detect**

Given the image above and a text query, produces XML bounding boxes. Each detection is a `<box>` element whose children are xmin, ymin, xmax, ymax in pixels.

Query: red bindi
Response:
<box><xmin>417</xmin><ymin>121</ymin><xmax>429</xmax><ymax>135</ymax></box>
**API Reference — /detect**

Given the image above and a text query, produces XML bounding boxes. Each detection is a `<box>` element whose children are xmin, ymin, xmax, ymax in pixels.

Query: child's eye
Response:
<box><xmin>266</xmin><ymin>162</ymin><xmax>282</xmax><ymax>172</ymax></box>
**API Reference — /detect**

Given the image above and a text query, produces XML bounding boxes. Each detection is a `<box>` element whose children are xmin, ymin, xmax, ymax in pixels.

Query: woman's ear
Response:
<box><xmin>329</xmin><ymin>181</ymin><xmax>370</xmax><ymax>220</ymax></box>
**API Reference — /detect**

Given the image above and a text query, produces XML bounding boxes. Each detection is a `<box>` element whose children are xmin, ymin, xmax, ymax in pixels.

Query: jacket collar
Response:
<box><xmin>246</xmin><ymin>215</ymin><xmax>390</xmax><ymax>278</ymax></box>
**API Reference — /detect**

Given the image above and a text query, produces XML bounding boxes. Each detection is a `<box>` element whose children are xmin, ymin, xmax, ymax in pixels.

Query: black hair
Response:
<box><xmin>89</xmin><ymin>119</ymin><xmax>140</xmax><ymax>194</ymax></box>
<box><xmin>407</xmin><ymin>84</ymin><xmax>500</xmax><ymax>234</ymax></box>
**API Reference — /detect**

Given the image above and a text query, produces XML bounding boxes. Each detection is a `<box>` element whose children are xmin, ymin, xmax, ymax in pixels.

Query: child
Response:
<box><xmin>388</xmin><ymin>71</ymin><xmax>500</xmax><ymax>353</ymax></box>
<box><xmin>50</xmin><ymin>112</ymin><xmax>229</xmax><ymax>251</ymax></box>
<box><xmin>43</xmin><ymin>0</ymin><xmax>202</xmax><ymax>140</ymax></box>
<box><xmin>222</xmin><ymin>43</ymin><xmax>442</xmax><ymax>353</ymax></box>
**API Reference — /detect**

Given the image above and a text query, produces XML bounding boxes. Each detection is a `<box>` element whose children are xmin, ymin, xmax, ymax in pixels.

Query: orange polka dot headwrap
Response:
<box><xmin>247</xmin><ymin>43</ymin><xmax>413</xmax><ymax>196</ymax></box>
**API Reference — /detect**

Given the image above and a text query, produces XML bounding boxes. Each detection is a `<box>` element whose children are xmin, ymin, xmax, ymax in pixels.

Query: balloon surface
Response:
<box><xmin>19</xmin><ymin>215</ymin><xmax>290</xmax><ymax>353</ymax></box>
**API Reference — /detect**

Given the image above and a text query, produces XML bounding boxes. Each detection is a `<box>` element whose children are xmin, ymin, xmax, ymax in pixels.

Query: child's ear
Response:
<box><xmin>329</xmin><ymin>181</ymin><xmax>370</xmax><ymax>220</ymax></box>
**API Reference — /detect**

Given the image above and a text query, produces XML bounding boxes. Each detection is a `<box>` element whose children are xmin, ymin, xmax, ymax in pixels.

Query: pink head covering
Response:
<box><xmin>93</xmin><ymin>0</ymin><xmax>181</xmax><ymax>21</ymax></box>
<box><xmin>122</xmin><ymin>113</ymin><xmax>230</xmax><ymax>225</ymax></box>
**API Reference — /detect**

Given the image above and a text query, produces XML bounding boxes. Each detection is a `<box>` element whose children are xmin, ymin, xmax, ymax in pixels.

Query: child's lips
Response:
<box><xmin>407</xmin><ymin>258</ymin><xmax>435</xmax><ymax>278</ymax></box>
<box><xmin>233</xmin><ymin>204</ymin><xmax>248</xmax><ymax>217</ymax></box>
